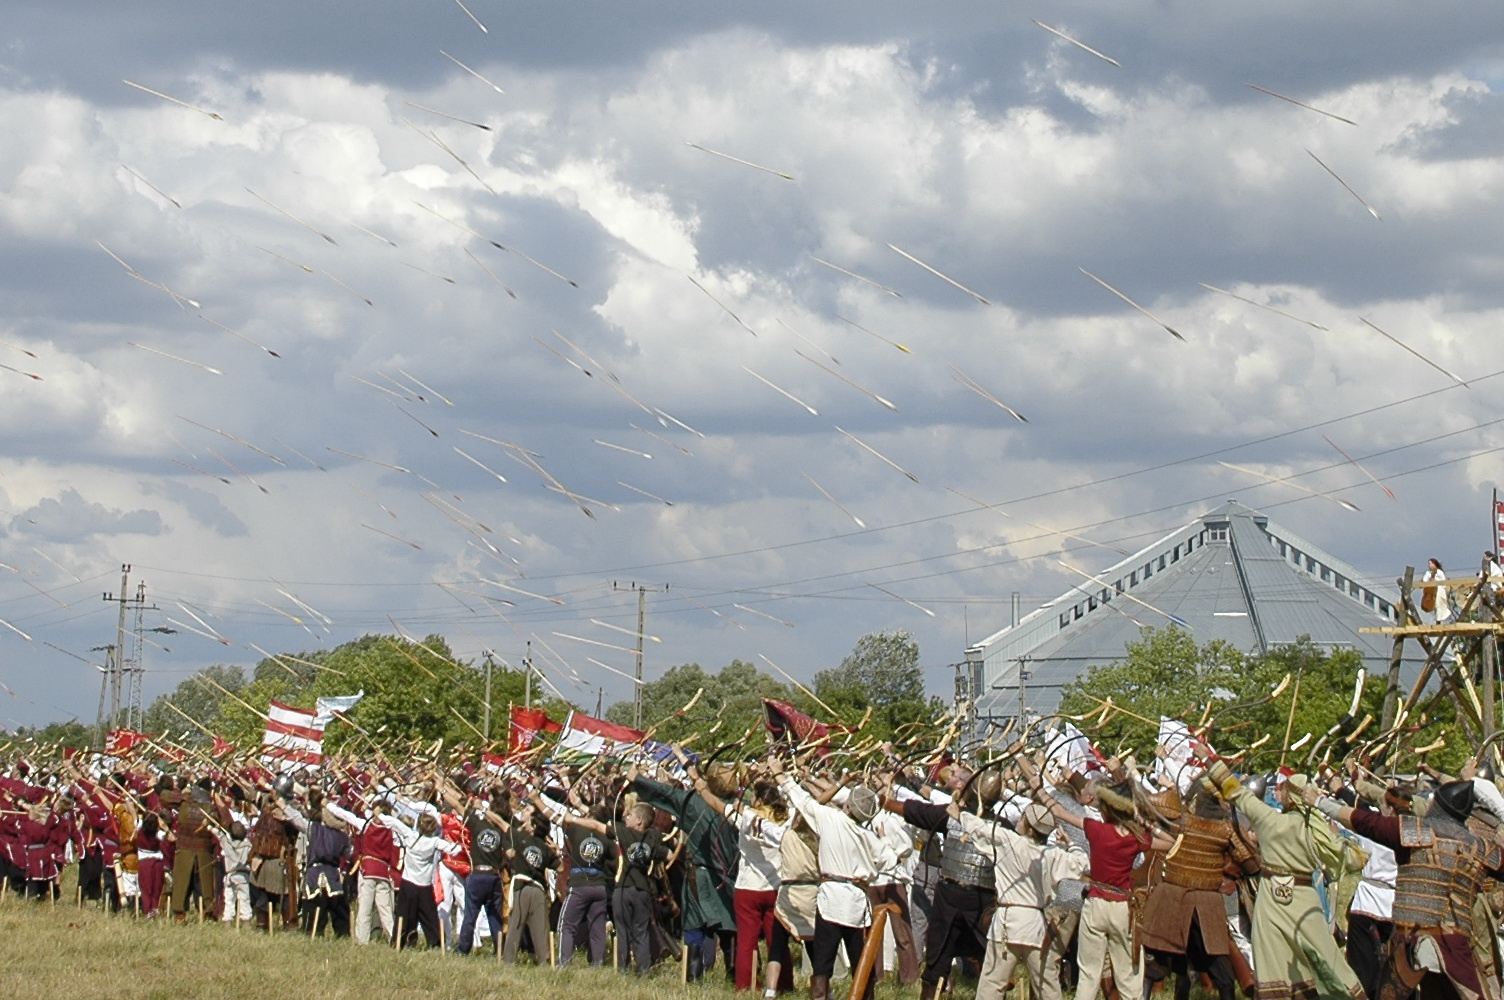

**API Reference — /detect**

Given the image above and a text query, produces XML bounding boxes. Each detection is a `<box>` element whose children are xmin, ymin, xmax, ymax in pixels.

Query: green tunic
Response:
<box><xmin>631</xmin><ymin>777</ymin><xmax>737</xmax><ymax>932</ymax></box>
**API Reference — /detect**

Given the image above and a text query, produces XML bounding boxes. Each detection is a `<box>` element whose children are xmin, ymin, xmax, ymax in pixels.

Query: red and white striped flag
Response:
<box><xmin>261</xmin><ymin>701</ymin><xmax>325</xmax><ymax>771</ymax></box>
<box><xmin>1495</xmin><ymin>498</ymin><xmax>1504</xmax><ymax>555</ymax></box>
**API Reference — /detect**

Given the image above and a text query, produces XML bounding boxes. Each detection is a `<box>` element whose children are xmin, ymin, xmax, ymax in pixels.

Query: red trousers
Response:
<box><xmin>734</xmin><ymin>888</ymin><xmax>779</xmax><ymax>991</ymax></box>
<box><xmin>138</xmin><ymin>857</ymin><xmax>165</xmax><ymax>916</ymax></box>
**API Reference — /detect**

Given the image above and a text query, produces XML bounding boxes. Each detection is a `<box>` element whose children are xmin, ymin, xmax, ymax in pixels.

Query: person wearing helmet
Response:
<box><xmin>1140</xmin><ymin>786</ymin><xmax>1259</xmax><ymax>1000</ymax></box>
<box><xmin>1307</xmin><ymin>777</ymin><xmax>1504</xmax><ymax>1000</ymax></box>
<box><xmin>947</xmin><ymin>793</ymin><xmax>1086</xmax><ymax>1000</ymax></box>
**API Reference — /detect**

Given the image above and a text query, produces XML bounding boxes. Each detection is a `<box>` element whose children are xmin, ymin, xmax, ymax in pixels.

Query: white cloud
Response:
<box><xmin>1</xmin><ymin>13</ymin><xmax>1502</xmax><ymax>726</ymax></box>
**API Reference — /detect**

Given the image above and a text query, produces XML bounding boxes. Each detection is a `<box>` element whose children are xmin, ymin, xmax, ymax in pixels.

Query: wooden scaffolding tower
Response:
<box><xmin>1361</xmin><ymin>566</ymin><xmax>1504</xmax><ymax>758</ymax></box>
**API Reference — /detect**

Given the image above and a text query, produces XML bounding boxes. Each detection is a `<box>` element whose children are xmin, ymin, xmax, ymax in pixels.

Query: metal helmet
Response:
<box><xmin>972</xmin><ymin>769</ymin><xmax>1004</xmax><ymax>807</ymax></box>
<box><xmin>1433</xmin><ymin>780</ymin><xmax>1476</xmax><ymax>823</ymax></box>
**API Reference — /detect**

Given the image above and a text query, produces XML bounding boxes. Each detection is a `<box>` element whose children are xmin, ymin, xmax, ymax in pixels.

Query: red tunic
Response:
<box><xmin>356</xmin><ymin>822</ymin><xmax>401</xmax><ymax>883</ymax></box>
<box><xmin>1083</xmin><ymin>818</ymin><xmax>1148</xmax><ymax>900</ymax></box>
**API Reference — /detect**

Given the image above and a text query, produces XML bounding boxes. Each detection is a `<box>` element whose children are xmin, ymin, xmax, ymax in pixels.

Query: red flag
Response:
<box><xmin>1495</xmin><ymin>499</ymin><xmax>1504</xmax><ymax>555</ymax></box>
<box><xmin>508</xmin><ymin>705</ymin><xmax>561</xmax><ymax>755</ymax></box>
<box><xmin>211</xmin><ymin>735</ymin><xmax>235</xmax><ymax>757</ymax></box>
<box><xmin>763</xmin><ymin>698</ymin><xmax>837</xmax><ymax>749</ymax></box>
<box><xmin>105</xmin><ymin>728</ymin><xmax>150</xmax><ymax>757</ymax></box>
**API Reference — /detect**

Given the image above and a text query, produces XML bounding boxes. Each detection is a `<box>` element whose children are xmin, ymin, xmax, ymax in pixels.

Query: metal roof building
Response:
<box><xmin>966</xmin><ymin>500</ymin><xmax>1419</xmax><ymax>724</ymax></box>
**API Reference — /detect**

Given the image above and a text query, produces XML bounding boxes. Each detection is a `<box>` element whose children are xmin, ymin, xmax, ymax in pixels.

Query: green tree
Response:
<box><xmin>207</xmin><ymin>634</ymin><xmax>573</xmax><ymax>755</ymax></box>
<box><xmin>1056</xmin><ymin>627</ymin><xmax>1245</xmax><ymax>753</ymax></box>
<box><xmin>605</xmin><ymin>659</ymin><xmax>792</xmax><ymax>746</ymax></box>
<box><xmin>143</xmin><ymin>664</ymin><xmax>247</xmax><ymax>745</ymax></box>
<box><xmin>812</xmin><ymin>631</ymin><xmax>945</xmax><ymax>742</ymax></box>
<box><xmin>1058</xmin><ymin>627</ymin><xmax>1464</xmax><ymax>773</ymax></box>
<box><xmin>14</xmin><ymin>719</ymin><xmax>97</xmax><ymax>751</ymax></box>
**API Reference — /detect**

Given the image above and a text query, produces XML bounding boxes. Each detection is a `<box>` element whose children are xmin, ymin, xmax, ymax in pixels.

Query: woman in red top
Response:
<box><xmin>135</xmin><ymin>811</ymin><xmax>169</xmax><ymax>917</ymax></box>
<box><xmin>1046</xmin><ymin>780</ymin><xmax>1173</xmax><ymax>1000</ymax></box>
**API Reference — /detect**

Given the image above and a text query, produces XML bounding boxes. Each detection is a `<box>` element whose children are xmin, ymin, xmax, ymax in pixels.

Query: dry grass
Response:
<box><xmin>0</xmin><ymin>884</ymin><xmax>929</xmax><ymax>1000</ymax></box>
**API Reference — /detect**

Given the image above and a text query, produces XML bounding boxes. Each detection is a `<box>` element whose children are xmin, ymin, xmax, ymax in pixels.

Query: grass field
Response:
<box><xmin>0</xmin><ymin>888</ymin><xmax>929</xmax><ymax>1000</ymax></box>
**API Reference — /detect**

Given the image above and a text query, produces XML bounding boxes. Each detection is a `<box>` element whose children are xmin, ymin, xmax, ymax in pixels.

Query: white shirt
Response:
<box><xmin>869</xmin><ymin>811</ymin><xmax>916</xmax><ymax>887</ymax></box>
<box><xmin>1424</xmin><ymin>567</ymin><xmax>1452</xmax><ymax>621</ymax></box>
<box><xmin>959</xmin><ymin>811</ymin><xmax>1086</xmax><ymax>946</ymax></box>
<box><xmin>377</xmin><ymin>814</ymin><xmax>460</xmax><ymax>886</ymax></box>
<box><xmin>780</xmin><ymin>777</ymin><xmax>897</xmax><ymax>927</ymax></box>
<box><xmin>1347</xmin><ymin>831</ymin><xmax>1395</xmax><ymax>920</ymax></box>
<box><xmin>726</xmin><ymin>803</ymin><xmax>788</xmax><ymax>892</ymax></box>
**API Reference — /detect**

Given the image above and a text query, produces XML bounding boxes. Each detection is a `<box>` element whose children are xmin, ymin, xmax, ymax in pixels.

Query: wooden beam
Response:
<box><xmin>1382</xmin><ymin>567</ymin><xmax>1414</xmax><ymax>730</ymax></box>
<box><xmin>1486</xmin><ymin>631</ymin><xmax>1499</xmax><ymax>748</ymax></box>
<box><xmin>1411</xmin><ymin>575</ymin><xmax>1487</xmax><ymax>590</ymax></box>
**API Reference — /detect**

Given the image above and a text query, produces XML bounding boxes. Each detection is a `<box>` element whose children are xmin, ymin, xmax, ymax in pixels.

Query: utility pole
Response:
<box><xmin>524</xmin><ymin>640</ymin><xmax>533</xmax><ymax>709</ymax></box>
<box><xmin>612</xmin><ymin>581</ymin><xmax>668</xmax><ymax>729</ymax></box>
<box><xmin>482</xmin><ymin>650</ymin><xmax>495</xmax><ymax>740</ymax></box>
<box><xmin>100</xmin><ymin>565</ymin><xmax>149</xmax><ymax>735</ymax></box>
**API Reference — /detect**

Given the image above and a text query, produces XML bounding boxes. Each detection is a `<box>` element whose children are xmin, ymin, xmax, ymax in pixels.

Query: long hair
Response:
<box><xmin>1095</xmin><ymin>781</ymin><xmax>1146</xmax><ymax>841</ymax></box>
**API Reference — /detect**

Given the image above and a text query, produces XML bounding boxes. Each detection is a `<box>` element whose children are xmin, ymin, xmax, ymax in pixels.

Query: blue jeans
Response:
<box><xmin>456</xmin><ymin>871</ymin><xmax>503</xmax><ymax>955</ymax></box>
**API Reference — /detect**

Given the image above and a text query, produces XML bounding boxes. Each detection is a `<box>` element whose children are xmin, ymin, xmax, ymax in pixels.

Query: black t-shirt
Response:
<box><xmin>612</xmin><ymin>821</ymin><xmax>666</xmax><ymax>892</ymax></box>
<box><xmin>567</xmin><ymin>824</ymin><xmax>614</xmax><ymax>887</ymax></box>
<box><xmin>466</xmin><ymin>812</ymin><xmax>506</xmax><ymax>871</ymax></box>
<box><xmin>509</xmin><ymin>829</ymin><xmax>557</xmax><ymax>885</ymax></box>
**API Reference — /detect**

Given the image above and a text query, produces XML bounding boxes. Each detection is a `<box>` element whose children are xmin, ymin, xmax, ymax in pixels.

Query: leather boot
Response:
<box><xmin>810</xmin><ymin>974</ymin><xmax>831</xmax><ymax>1000</ymax></box>
<box><xmin>689</xmin><ymin>945</ymin><xmax>704</xmax><ymax>982</ymax></box>
<box><xmin>919</xmin><ymin>980</ymin><xmax>938</xmax><ymax>1000</ymax></box>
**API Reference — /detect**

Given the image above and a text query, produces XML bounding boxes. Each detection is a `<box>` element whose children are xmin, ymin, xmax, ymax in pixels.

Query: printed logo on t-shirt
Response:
<box><xmin>626</xmin><ymin>840</ymin><xmax>652</xmax><ymax>869</ymax></box>
<box><xmin>475</xmin><ymin>828</ymin><xmax>501</xmax><ymax>853</ymax></box>
<box><xmin>523</xmin><ymin>845</ymin><xmax>544</xmax><ymax>870</ymax></box>
<box><xmin>579</xmin><ymin>836</ymin><xmax>605</xmax><ymax>865</ymax></box>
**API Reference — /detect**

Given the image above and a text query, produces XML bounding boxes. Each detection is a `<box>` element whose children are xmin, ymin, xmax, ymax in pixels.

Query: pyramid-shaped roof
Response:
<box><xmin>967</xmin><ymin>500</ymin><xmax>1419</xmax><ymax>722</ymax></box>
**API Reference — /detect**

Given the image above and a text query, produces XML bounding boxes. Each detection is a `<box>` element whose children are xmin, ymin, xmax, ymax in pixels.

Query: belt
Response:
<box><xmin>1086</xmin><ymin>880</ymin><xmax>1132</xmax><ymax>901</ymax></box>
<box><xmin>472</xmin><ymin>865</ymin><xmax>498</xmax><ymax>872</ymax></box>
<box><xmin>1261</xmin><ymin>870</ymin><xmax>1314</xmax><ymax>887</ymax></box>
<box><xmin>821</xmin><ymin>874</ymin><xmax>871</xmax><ymax>887</ymax></box>
<box><xmin>939</xmin><ymin>875</ymin><xmax>991</xmax><ymax>890</ymax></box>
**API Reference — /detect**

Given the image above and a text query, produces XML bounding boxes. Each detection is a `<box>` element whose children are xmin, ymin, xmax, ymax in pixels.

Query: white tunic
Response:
<box><xmin>959</xmin><ymin>811</ymin><xmax>1086</xmax><ymax>947</ymax></box>
<box><xmin>726</xmin><ymin>803</ymin><xmax>788</xmax><ymax>893</ymax></box>
<box><xmin>1346</xmin><ymin>830</ymin><xmax>1396</xmax><ymax>921</ymax></box>
<box><xmin>781</xmin><ymin>777</ymin><xmax>897</xmax><ymax>928</ymax></box>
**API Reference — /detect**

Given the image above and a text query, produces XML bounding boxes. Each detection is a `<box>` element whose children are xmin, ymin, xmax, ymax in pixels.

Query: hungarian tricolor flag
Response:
<box><xmin>508</xmin><ymin>705</ymin><xmax>561</xmax><ymax>755</ymax></box>
<box><xmin>763</xmin><ymin>698</ymin><xmax>836</xmax><ymax>749</ymax></box>
<box><xmin>554</xmin><ymin>711</ymin><xmax>644</xmax><ymax>760</ymax></box>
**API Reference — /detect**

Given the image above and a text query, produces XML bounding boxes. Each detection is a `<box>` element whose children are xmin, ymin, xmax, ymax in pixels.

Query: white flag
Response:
<box><xmin>314</xmin><ymin>690</ymin><xmax>365</xmax><ymax>727</ymax></box>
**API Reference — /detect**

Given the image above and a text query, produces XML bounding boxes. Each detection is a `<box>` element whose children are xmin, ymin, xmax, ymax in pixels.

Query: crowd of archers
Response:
<box><xmin>3</xmin><ymin>736</ymin><xmax>1504</xmax><ymax>1000</ymax></box>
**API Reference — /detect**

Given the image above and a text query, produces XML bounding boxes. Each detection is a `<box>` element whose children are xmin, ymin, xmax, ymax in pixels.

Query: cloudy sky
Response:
<box><xmin>2</xmin><ymin>1</ymin><xmax>1503</xmax><ymax>731</ymax></box>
